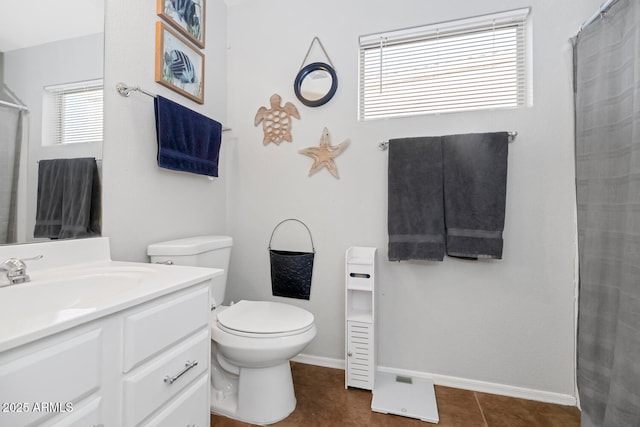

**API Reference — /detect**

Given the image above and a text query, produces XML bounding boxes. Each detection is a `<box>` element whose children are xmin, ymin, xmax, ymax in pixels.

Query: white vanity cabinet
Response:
<box><xmin>0</xmin><ymin>281</ymin><xmax>211</xmax><ymax>427</ymax></box>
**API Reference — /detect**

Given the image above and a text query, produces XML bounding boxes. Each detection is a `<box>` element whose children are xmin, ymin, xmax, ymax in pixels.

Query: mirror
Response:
<box><xmin>0</xmin><ymin>0</ymin><xmax>104</xmax><ymax>245</ymax></box>
<box><xmin>294</xmin><ymin>62</ymin><xmax>338</xmax><ymax>107</ymax></box>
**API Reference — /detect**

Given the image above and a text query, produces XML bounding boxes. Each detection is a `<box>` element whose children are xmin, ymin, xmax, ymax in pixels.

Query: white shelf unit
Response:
<box><xmin>345</xmin><ymin>247</ymin><xmax>376</xmax><ymax>390</ymax></box>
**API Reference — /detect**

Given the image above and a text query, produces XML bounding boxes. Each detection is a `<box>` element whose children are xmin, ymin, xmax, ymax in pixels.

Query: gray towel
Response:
<box><xmin>388</xmin><ymin>137</ymin><xmax>445</xmax><ymax>261</ymax></box>
<box><xmin>34</xmin><ymin>158</ymin><xmax>101</xmax><ymax>239</ymax></box>
<box><xmin>442</xmin><ymin>133</ymin><xmax>508</xmax><ymax>259</ymax></box>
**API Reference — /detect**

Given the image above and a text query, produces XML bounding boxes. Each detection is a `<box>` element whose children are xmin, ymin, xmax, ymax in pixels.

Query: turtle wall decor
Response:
<box><xmin>299</xmin><ymin>127</ymin><xmax>349</xmax><ymax>179</ymax></box>
<box><xmin>254</xmin><ymin>94</ymin><xmax>301</xmax><ymax>145</ymax></box>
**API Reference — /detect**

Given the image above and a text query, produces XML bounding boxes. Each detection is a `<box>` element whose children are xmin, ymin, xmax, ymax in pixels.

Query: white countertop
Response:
<box><xmin>0</xmin><ymin>239</ymin><xmax>221</xmax><ymax>353</ymax></box>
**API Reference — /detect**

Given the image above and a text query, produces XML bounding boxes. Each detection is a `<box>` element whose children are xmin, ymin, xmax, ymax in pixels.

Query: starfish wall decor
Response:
<box><xmin>254</xmin><ymin>94</ymin><xmax>300</xmax><ymax>145</ymax></box>
<box><xmin>299</xmin><ymin>127</ymin><xmax>349</xmax><ymax>179</ymax></box>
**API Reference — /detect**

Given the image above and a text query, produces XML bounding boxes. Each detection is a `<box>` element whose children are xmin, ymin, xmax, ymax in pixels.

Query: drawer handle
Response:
<box><xmin>164</xmin><ymin>360</ymin><xmax>198</xmax><ymax>385</ymax></box>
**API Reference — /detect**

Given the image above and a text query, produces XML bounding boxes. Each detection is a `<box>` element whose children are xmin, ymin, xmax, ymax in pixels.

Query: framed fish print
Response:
<box><xmin>155</xmin><ymin>22</ymin><xmax>205</xmax><ymax>104</ymax></box>
<box><xmin>157</xmin><ymin>0</ymin><xmax>206</xmax><ymax>48</ymax></box>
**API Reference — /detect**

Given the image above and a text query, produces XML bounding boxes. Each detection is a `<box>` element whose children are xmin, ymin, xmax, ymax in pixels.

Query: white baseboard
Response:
<box><xmin>292</xmin><ymin>353</ymin><xmax>345</xmax><ymax>370</ymax></box>
<box><xmin>377</xmin><ymin>365</ymin><xmax>577</xmax><ymax>406</ymax></box>
<box><xmin>291</xmin><ymin>354</ymin><xmax>576</xmax><ymax>407</ymax></box>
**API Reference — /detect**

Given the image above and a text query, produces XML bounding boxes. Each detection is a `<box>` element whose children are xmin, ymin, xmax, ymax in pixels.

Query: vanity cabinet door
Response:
<box><xmin>0</xmin><ymin>328</ymin><xmax>103</xmax><ymax>427</ymax></box>
<box><xmin>346</xmin><ymin>321</ymin><xmax>374</xmax><ymax>390</ymax></box>
<box><xmin>41</xmin><ymin>396</ymin><xmax>102</xmax><ymax>427</ymax></box>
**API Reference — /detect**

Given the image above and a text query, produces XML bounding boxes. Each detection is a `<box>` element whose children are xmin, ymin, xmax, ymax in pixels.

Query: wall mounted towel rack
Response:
<box><xmin>38</xmin><ymin>158</ymin><xmax>102</xmax><ymax>164</ymax></box>
<box><xmin>377</xmin><ymin>131</ymin><xmax>517</xmax><ymax>151</ymax></box>
<box><xmin>115</xmin><ymin>82</ymin><xmax>231</xmax><ymax>132</ymax></box>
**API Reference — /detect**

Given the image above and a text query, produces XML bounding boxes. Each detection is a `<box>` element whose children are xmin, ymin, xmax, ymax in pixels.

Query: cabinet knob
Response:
<box><xmin>347</xmin><ymin>351</ymin><xmax>352</xmax><ymax>357</ymax></box>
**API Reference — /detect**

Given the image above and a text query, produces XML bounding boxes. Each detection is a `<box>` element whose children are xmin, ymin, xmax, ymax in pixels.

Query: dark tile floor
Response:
<box><xmin>211</xmin><ymin>362</ymin><xmax>580</xmax><ymax>426</ymax></box>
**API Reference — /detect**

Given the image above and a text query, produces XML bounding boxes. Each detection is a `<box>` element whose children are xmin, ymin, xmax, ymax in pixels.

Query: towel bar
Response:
<box><xmin>38</xmin><ymin>158</ymin><xmax>102</xmax><ymax>164</ymax></box>
<box><xmin>116</xmin><ymin>82</ymin><xmax>231</xmax><ymax>132</ymax></box>
<box><xmin>378</xmin><ymin>131</ymin><xmax>517</xmax><ymax>151</ymax></box>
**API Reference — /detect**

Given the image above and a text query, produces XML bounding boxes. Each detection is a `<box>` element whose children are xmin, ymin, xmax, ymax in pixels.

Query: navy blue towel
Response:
<box><xmin>154</xmin><ymin>96</ymin><xmax>222</xmax><ymax>177</ymax></box>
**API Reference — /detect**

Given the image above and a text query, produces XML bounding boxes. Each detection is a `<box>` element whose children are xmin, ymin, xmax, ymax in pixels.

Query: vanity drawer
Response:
<box><xmin>122</xmin><ymin>329</ymin><xmax>209</xmax><ymax>426</ymax></box>
<box><xmin>123</xmin><ymin>285</ymin><xmax>209</xmax><ymax>372</ymax></box>
<box><xmin>0</xmin><ymin>329</ymin><xmax>102</xmax><ymax>427</ymax></box>
<box><xmin>143</xmin><ymin>374</ymin><xmax>209</xmax><ymax>427</ymax></box>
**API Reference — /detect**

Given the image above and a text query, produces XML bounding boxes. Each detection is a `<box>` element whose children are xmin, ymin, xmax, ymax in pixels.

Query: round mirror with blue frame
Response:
<box><xmin>294</xmin><ymin>62</ymin><xmax>338</xmax><ymax>107</ymax></box>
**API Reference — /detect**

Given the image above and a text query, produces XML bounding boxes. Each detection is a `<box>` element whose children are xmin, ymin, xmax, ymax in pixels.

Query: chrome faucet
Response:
<box><xmin>0</xmin><ymin>255</ymin><xmax>43</xmax><ymax>287</ymax></box>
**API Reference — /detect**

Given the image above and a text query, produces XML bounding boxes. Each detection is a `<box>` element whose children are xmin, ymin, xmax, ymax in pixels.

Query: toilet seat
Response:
<box><xmin>216</xmin><ymin>300</ymin><xmax>314</xmax><ymax>338</ymax></box>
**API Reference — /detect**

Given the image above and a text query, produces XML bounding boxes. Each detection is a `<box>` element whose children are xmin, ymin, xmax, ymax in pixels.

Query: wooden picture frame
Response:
<box><xmin>157</xmin><ymin>0</ymin><xmax>206</xmax><ymax>48</ymax></box>
<box><xmin>155</xmin><ymin>22</ymin><xmax>205</xmax><ymax>104</ymax></box>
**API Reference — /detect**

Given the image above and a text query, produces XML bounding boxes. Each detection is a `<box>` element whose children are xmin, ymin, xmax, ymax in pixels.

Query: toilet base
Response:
<box><xmin>211</xmin><ymin>361</ymin><xmax>296</xmax><ymax>425</ymax></box>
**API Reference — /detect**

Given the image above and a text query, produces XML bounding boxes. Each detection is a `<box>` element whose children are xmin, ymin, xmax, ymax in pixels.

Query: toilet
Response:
<box><xmin>147</xmin><ymin>236</ymin><xmax>316</xmax><ymax>425</ymax></box>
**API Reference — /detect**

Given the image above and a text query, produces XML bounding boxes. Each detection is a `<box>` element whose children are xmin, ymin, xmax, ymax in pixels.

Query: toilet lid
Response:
<box><xmin>217</xmin><ymin>300</ymin><xmax>314</xmax><ymax>335</ymax></box>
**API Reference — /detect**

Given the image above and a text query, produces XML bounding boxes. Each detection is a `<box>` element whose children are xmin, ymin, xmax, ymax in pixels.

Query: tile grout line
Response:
<box><xmin>474</xmin><ymin>391</ymin><xmax>489</xmax><ymax>427</ymax></box>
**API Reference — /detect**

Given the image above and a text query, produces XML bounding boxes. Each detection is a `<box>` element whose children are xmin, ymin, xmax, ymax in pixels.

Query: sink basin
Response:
<box><xmin>30</xmin><ymin>264</ymin><xmax>158</xmax><ymax>282</ymax></box>
<box><xmin>0</xmin><ymin>237</ymin><xmax>221</xmax><ymax>353</ymax></box>
<box><xmin>2</xmin><ymin>264</ymin><xmax>157</xmax><ymax>327</ymax></box>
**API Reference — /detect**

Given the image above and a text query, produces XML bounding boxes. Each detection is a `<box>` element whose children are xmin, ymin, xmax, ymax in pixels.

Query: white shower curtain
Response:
<box><xmin>574</xmin><ymin>0</ymin><xmax>640</xmax><ymax>425</ymax></box>
<box><xmin>0</xmin><ymin>105</ymin><xmax>24</xmax><ymax>244</ymax></box>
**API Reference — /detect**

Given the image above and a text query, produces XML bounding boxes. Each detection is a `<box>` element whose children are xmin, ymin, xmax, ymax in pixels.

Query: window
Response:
<box><xmin>42</xmin><ymin>79</ymin><xmax>104</xmax><ymax>145</ymax></box>
<box><xmin>358</xmin><ymin>8</ymin><xmax>531</xmax><ymax>120</ymax></box>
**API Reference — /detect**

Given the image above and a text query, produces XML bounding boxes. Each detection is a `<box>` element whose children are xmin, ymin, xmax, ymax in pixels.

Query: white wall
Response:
<box><xmin>98</xmin><ymin>0</ymin><xmax>607</xmax><ymax>402</ymax></box>
<box><xmin>102</xmin><ymin>0</ymin><xmax>229</xmax><ymax>261</ymax></box>
<box><xmin>224</xmin><ymin>0</ymin><xmax>602</xmax><ymax>399</ymax></box>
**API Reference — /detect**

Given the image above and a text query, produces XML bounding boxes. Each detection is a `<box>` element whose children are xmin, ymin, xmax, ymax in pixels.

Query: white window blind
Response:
<box><xmin>359</xmin><ymin>8</ymin><xmax>531</xmax><ymax>120</ymax></box>
<box><xmin>43</xmin><ymin>79</ymin><xmax>104</xmax><ymax>145</ymax></box>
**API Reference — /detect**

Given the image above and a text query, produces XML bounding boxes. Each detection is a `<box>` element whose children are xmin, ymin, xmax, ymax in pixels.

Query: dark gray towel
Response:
<box><xmin>34</xmin><ymin>159</ymin><xmax>65</xmax><ymax>238</ymax></box>
<box><xmin>388</xmin><ymin>137</ymin><xmax>445</xmax><ymax>261</ymax></box>
<box><xmin>34</xmin><ymin>158</ymin><xmax>101</xmax><ymax>239</ymax></box>
<box><xmin>442</xmin><ymin>133</ymin><xmax>508</xmax><ymax>259</ymax></box>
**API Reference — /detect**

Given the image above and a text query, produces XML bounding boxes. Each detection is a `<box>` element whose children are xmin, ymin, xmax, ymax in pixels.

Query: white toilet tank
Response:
<box><xmin>147</xmin><ymin>235</ymin><xmax>233</xmax><ymax>305</ymax></box>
